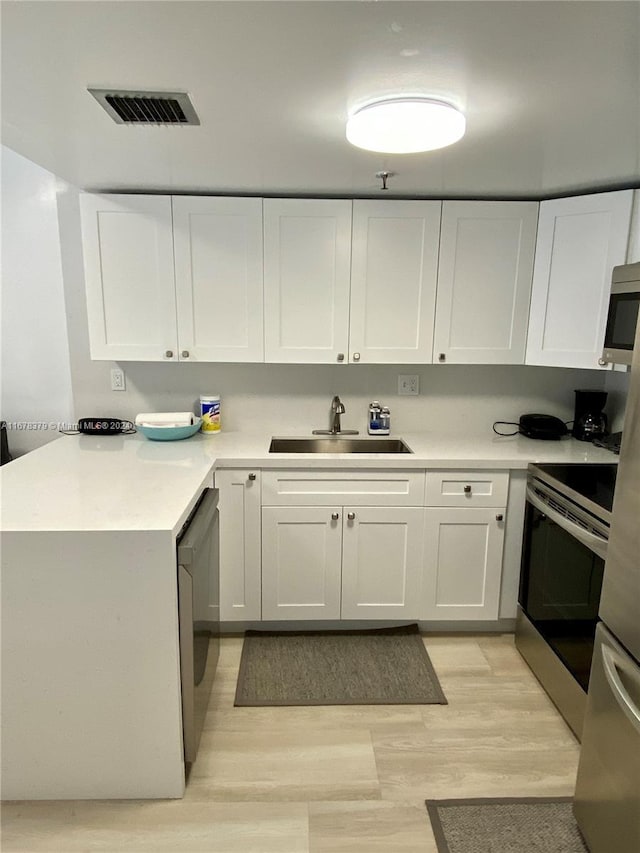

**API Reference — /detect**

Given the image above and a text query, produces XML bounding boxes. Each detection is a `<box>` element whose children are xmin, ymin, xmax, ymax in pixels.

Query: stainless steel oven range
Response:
<box><xmin>515</xmin><ymin>462</ymin><xmax>616</xmax><ymax>740</ymax></box>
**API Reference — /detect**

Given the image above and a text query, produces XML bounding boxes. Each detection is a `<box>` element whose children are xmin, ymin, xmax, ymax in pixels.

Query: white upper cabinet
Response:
<box><xmin>349</xmin><ymin>200</ymin><xmax>441</xmax><ymax>364</ymax></box>
<box><xmin>433</xmin><ymin>201</ymin><xmax>538</xmax><ymax>365</ymax></box>
<box><xmin>172</xmin><ymin>197</ymin><xmax>264</xmax><ymax>362</ymax></box>
<box><xmin>526</xmin><ymin>190</ymin><xmax>633</xmax><ymax>369</ymax></box>
<box><xmin>80</xmin><ymin>194</ymin><xmax>178</xmax><ymax>361</ymax></box>
<box><xmin>625</xmin><ymin>188</ymin><xmax>640</xmax><ymax>263</ymax></box>
<box><xmin>263</xmin><ymin>198</ymin><xmax>352</xmax><ymax>364</ymax></box>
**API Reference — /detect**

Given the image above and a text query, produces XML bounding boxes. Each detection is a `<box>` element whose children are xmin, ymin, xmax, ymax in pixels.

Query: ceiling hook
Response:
<box><xmin>375</xmin><ymin>170</ymin><xmax>395</xmax><ymax>191</ymax></box>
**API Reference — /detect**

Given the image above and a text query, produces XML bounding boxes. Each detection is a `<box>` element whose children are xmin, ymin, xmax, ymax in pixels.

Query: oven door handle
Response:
<box><xmin>526</xmin><ymin>485</ymin><xmax>608</xmax><ymax>560</ymax></box>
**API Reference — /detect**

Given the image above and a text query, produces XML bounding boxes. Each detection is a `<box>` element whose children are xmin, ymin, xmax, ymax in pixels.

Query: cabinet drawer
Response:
<box><xmin>425</xmin><ymin>470</ymin><xmax>508</xmax><ymax>507</ymax></box>
<box><xmin>261</xmin><ymin>470</ymin><xmax>426</xmax><ymax>506</ymax></box>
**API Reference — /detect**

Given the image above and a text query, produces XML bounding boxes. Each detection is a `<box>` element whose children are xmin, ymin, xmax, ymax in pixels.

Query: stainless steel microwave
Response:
<box><xmin>602</xmin><ymin>261</ymin><xmax>640</xmax><ymax>366</ymax></box>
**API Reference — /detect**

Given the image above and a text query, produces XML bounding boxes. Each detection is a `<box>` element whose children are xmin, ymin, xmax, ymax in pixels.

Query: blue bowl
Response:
<box><xmin>137</xmin><ymin>418</ymin><xmax>203</xmax><ymax>442</ymax></box>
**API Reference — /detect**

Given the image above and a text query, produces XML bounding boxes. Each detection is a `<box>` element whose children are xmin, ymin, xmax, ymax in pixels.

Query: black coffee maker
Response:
<box><xmin>572</xmin><ymin>390</ymin><xmax>608</xmax><ymax>442</ymax></box>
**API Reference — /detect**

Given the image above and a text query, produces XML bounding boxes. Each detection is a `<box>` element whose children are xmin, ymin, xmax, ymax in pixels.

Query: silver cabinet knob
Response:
<box><xmin>438</xmin><ymin>353</ymin><xmax>446</xmax><ymax>362</ymax></box>
<box><xmin>598</xmin><ymin>357</ymin><xmax>607</xmax><ymax>366</ymax></box>
<box><xmin>331</xmin><ymin>512</ymin><xmax>339</xmax><ymax>521</ymax></box>
<box><xmin>165</xmin><ymin>350</ymin><xmax>174</xmax><ymax>358</ymax></box>
<box><xmin>347</xmin><ymin>511</ymin><xmax>356</xmax><ymax>521</ymax></box>
<box><xmin>496</xmin><ymin>514</ymin><xmax>504</xmax><ymax>522</ymax></box>
<box><xmin>464</xmin><ymin>485</ymin><xmax>472</xmax><ymax>494</ymax></box>
<box><xmin>352</xmin><ymin>352</ymin><xmax>361</xmax><ymax>362</ymax></box>
<box><xmin>248</xmin><ymin>473</ymin><xmax>257</xmax><ymax>481</ymax></box>
<box><xmin>337</xmin><ymin>353</ymin><xmax>345</xmax><ymax>362</ymax></box>
<box><xmin>181</xmin><ymin>350</ymin><xmax>190</xmax><ymax>359</ymax></box>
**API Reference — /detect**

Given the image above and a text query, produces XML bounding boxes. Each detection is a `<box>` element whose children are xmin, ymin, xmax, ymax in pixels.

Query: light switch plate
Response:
<box><xmin>398</xmin><ymin>374</ymin><xmax>419</xmax><ymax>396</ymax></box>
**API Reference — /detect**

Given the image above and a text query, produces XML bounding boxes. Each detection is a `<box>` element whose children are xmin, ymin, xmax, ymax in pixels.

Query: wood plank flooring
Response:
<box><xmin>1</xmin><ymin>634</ymin><xmax>580</xmax><ymax>852</ymax></box>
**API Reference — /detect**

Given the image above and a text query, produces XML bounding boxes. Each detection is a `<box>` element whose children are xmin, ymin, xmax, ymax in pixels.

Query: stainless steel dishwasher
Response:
<box><xmin>177</xmin><ymin>487</ymin><xmax>219</xmax><ymax>766</ymax></box>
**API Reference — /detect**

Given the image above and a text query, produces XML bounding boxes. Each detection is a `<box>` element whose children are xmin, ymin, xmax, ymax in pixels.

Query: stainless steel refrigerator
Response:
<box><xmin>573</xmin><ymin>325</ymin><xmax>640</xmax><ymax>851</ymax></box>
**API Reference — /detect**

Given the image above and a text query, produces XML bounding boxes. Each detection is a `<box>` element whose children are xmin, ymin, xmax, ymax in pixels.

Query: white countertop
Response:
<box><xmin>0</xmin><ymin>429</ymin><xmax>617</xmax><ymax>533</ymax></box>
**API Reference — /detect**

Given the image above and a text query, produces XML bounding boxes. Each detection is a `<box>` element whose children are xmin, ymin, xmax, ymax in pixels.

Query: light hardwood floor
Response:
<box><xmin>1</xmin><ymin>634</ymin><xmax>580</xmax><ymax>852</ymax></box>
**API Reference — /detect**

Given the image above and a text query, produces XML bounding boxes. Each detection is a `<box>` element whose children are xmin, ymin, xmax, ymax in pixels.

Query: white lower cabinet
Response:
<box><xmin>217</xmin><ymin>469</ymin><xmax>262</xmax><ymax>621</ymax></box>
<box><xmin>221</xmin><ymin>467</ymin><xmax>510</xmax><ymax>626</ymax></box>
<box><xmin>262</xmin><ymin>506</ymin><xmax>343</xmax><ymax>620</ymax></box>
<box><xmin>422</xmin><ymin>507</ymin><xmax>505</xmax><ymax>620</ymax></box>
<box><xmin>261</xmin><ymin>505</ymin><xmax>424</xmax><ymax>620</ymax></box>
<box><xmin>341</xmin><ymin>507</ymin><xmax>424</xmax><ymax>620</ymax></box>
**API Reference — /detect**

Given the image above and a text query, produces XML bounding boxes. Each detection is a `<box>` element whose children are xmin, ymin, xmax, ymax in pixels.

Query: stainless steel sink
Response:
<box><xmin>269</xmin><ymin>437</ymin><xmax>413</xmax><ymax>454</ymax></box>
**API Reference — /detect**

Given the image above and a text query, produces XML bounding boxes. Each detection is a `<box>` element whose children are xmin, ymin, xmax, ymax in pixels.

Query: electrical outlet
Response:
<box><xmin>110</xmin><ymin>367</ymin><xmax>126</xmax><ymax>391</ymax></box>
<box><xmin>398</xmin><ymin>374</ymin><xmax>419</xmax><ymax>396</ymax></box>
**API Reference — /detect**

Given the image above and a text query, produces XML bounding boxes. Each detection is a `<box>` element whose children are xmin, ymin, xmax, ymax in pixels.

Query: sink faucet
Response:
<box><xmin>312</xmin><ymin>395</ymin><xmax>359</xmax><ymax>436</ymax></box>
<box><xmin>330</xmin><ymin>395</ymin><xmax>345</xmax><ymax>434</ymax></box>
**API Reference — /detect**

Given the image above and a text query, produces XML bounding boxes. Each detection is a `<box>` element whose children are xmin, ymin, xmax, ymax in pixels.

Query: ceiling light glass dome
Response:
<box><xmin>346</xmin><ymin>97</ymin><xmax>466</xmax><ymax>154</ymax></box>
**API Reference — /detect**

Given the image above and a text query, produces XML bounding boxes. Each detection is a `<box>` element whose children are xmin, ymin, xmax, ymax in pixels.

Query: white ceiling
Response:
<box><xmin>2</xmin><ymin>1</ymin><xmax>639</xmax><ymax>198</ymax></box>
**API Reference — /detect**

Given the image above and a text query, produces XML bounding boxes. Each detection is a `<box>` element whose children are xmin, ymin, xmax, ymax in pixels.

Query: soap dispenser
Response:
<box><xmin>379</xmin><ymin>407</ymin><xmax>391</xmax><ymax>435</ymax></box>
<box><xmin>368</xmin><ymin>401</ymin><xmax>382</xmax><ymax>435</ymax></box>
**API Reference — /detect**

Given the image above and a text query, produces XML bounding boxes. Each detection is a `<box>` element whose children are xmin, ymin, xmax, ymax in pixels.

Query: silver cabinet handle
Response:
<box><xmin>248</xmin><ymin>473</ymin><xmax>257</xmax><ymax>481</ymax></box>
<box><xmin>496</xmin><ymin>514</ymin><xmax>504</xmax><ymax>522</ymax></box>
<box><xmin>438</xmin><ymin>353</ymin><xmax>446</xmax><ymax>362</ymax></box>
<box><xmin>165</xmin><ymin>350</ymin><xmax>174</xmax><ymax>358</ymax></box>
<box><xmin>598</xmin><ymin>357</ymin><xmax>607</xmax><ymax>366</ymax></box>
<box><xmin>352</xmin><ymin>352</ymin><xmax>361</xmax><ymax>362</ymax></box>
<box><xmin>464</xmin><ymin>485</ymin><xmax>472</xmax><ymax>494</ymax></box>
<box><xmin>181</xmin><ymin>350</ymin><xmax>190</xmax><ymax>359</ymax></box>
<box><xmin>337</xmin><ymin>353</ymin><xmax>345</xmax><ymax>362</ymax></box>
<box><xmin>347</xmin><ymin>512</ymin><xmax>356</xmax><ymax>521</ymax></box>
<box><xmin>331</xmin><ymin>512</ymin><xmax>339</xmax><ymax>521</ymax></box>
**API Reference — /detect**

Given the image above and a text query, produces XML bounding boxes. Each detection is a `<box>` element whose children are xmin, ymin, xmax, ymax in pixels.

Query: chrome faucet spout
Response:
<box><xmin>312</xmin><ymin>395</ymin><xmax>358</xmax><ymax>436</ymax></box>
<box><xmin>331</xmin><ymin>395</ymin><xmax>345</xmax><ymax>434</ymax></box>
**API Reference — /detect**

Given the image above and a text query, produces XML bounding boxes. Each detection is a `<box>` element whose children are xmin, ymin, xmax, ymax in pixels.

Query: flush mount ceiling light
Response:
<box><xmin>346</xmin><ymin>97</ymin><xmax>465</xmax><ymax>154</ymax></box>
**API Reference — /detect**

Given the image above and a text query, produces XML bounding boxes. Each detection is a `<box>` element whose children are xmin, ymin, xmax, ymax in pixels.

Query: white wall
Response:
<box><xmin>0</xmin><ymin>146</ymin><xmax>74</xmax><ymax>457</ymax></box>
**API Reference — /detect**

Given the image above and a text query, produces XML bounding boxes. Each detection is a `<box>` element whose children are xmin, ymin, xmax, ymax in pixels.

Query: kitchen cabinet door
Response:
<box><xmin>172</xmin><ymin>197</ymin><xmax>264</xmax><ymax>362</ymax></box>
<box><xmin>263</xmin><ymin>199</ymin><xmax>352</xmax><ymax>364</ymax></box>
<box><xmin>341</xmin><ymin>506</ymin><xmax>424</xmax><ymax>619</ymax></box>
<box><xmin>433</xmin><ymin>201</ymin><xmax>538</xmax><ymax>365</ymax></box>
<box><xmin>422</xmin><ymin>507</ymin><xmax>505</xmax><ymax>620</ymax></box>
<box><xmin>349</xmin><ymin>200</ymin><xmax>441</xmax><ymax>364</ymax></box>
<box><xmin>261</xmin><ymin>506</ymin><xmax>342</xmax><ymax>619</ymax></box>
<box><xmin>217</xmin><ymin>469</ymin><xmax>262</xmax><ymax>621</ymax></box>
<box><xmin>80</xmin><ymin>194</ymin><xmax>178</xmax><ymax>361</ymax></box>
<box><xmin>526</xmin><ymin>190</ymin><xmax>633</xmax><ymax>369</ymax></box>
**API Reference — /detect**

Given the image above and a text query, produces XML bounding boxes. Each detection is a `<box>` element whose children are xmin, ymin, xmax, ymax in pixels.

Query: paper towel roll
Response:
<box><xmin>135</xmin><ymin>412</ymin><xmax>195</xmax><ymax>427</ymax></box>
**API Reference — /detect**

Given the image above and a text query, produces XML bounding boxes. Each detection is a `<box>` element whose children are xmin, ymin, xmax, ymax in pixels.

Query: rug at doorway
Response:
<box><xmin>234</xmin><ymin>623</ymin><xmax>447</xmax><ymax>706</ymax></box>
<box><xmin>425</xmin><ymin>797</ymin><xmax>588</xmax><ymax>853</ymax></box>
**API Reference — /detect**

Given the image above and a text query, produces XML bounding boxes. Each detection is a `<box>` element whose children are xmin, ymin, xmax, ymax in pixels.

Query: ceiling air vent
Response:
<box><xmin>88</xmin><ymin>89</ymin><xmax>200</xmax><ymax>126</ymax></box>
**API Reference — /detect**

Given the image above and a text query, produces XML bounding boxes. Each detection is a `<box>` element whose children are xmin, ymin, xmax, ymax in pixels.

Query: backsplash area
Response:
<box><xmin>66</xmin><ymin>360</ymin><xmax>623</xmax><ymax>438</ymax></box>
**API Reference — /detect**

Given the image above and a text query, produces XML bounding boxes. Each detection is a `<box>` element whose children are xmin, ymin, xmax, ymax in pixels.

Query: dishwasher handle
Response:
<box><xmin>177</xmin><ymin>488</ymin><xmax>219</xmax><ymax>568</ymax></box>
